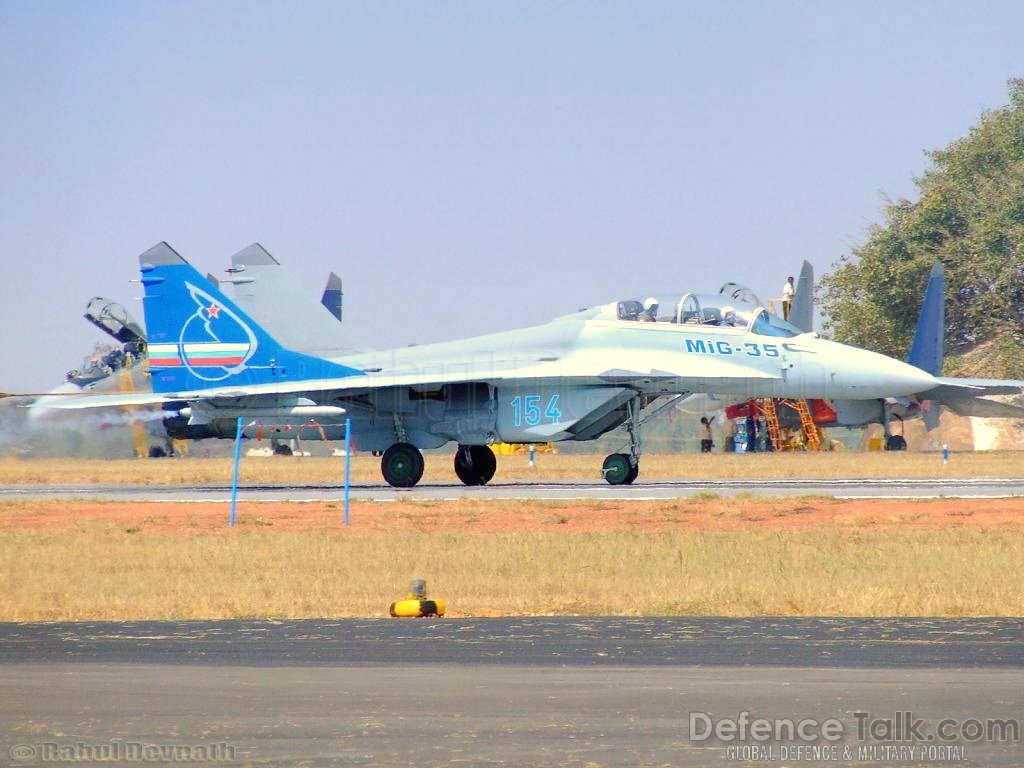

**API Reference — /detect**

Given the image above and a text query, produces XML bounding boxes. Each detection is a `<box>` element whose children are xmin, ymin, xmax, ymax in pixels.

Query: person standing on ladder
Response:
<box><xmin>781</xmin><ymin>276</ymin><xmax>795</xmax><ymax>320</ymax></box>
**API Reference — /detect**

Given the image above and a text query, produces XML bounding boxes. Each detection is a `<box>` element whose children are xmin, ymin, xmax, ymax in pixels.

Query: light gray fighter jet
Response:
<box><xmin>680</xmin><ymin>261</ymin><xmax>1024</xmax><ymax>443</ymax></box>
<box><xmin>36</xmin><ymin>242</ymin><xmax>944</xmax><ymax>486</ymax></box>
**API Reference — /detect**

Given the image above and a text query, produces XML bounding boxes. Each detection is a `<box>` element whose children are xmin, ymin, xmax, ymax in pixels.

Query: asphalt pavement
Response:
<box><xmin>1</xmin><ymin>476</ymin><xmax>1021</xmax><ymax>502</ymax></box>
<box><xmin>2</xmin><ymin>618</ymin><xmax>1022</xmax><ymax>766</ymax></box>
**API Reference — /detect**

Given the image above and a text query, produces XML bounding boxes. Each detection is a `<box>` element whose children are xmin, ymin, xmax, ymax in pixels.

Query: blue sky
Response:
<box><xmin>1</xmin><ymin>1</ymin><xmax>1021</xmax><ymax>390</ymax></box>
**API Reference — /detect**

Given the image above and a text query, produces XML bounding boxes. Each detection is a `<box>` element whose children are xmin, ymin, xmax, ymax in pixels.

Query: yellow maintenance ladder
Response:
<box><xmin>759</xmin><ymin>398</ymin><xmax>782</xmax><ymax>449</ymax></box>
<box><xmin>758</xmin><ymin>398</ymin><xmax>823</xmax><ymax>451</ymax></box>
<box><xmin>790</xmin><ymin>399</ymin><xmax>822</xmax><ymax>451</ymax></box>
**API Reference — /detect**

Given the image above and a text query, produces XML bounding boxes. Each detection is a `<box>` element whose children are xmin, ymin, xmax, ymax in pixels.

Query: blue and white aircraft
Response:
<box><xmin>682</xmin><ymin>261</ymin><xmax>1024</xmax><ymax>443</ymax></box>
<box><xmin>40</xmin><ymin>242</ymin><xmax>942</xmax><ymax>486</ymax></box>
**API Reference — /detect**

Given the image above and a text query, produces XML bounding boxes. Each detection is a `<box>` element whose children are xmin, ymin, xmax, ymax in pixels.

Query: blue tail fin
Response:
<box><xmin>138</xmin><ymin>242</ymin><xmax>364</xmax><ymax>394</ymax></box>
<box><xmin>321</xmin><ymin>272</ymin><xmax>343</xmax><ymax>322</ymax></box>
<box><xmin>907</xmin><ymin>262</ymin><xmax>945</xmax><ymax>376</ymax></box>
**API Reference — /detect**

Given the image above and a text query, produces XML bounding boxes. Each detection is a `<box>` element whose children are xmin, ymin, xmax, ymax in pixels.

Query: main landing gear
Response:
<box><xmin>380</xmin><ymin>442</ymin><xmax>425</xmax><ymax>488</ymax></box>
<box><xmin>454</xmin><ymin>444</ymin><xmax>497</xmax><ymax>486</ymax></box>
<box><xmin>378</xmin><ymin>442</ymin><xmax>498</xmax><ymax>488</ymax></box>
<box><xmin>602</xmin><ymin>396</ymin><xmax>641</xmax><ymax>485</ymax></box>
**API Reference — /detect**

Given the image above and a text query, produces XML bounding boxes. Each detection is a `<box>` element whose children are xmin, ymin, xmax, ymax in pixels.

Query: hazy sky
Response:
<box><xmin>1</xmin><ymin>1</ymin><xmax>1021</xmax><ymax>391</ymax></box>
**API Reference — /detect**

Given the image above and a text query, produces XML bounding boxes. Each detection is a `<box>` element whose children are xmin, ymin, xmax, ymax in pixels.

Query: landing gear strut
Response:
<box><xmin>603</xmin><ymin>396</ymin><xmax>641</xmax><ymax>485</ymax></box>
<box><xmin>381</xmin><ymin>442</ymin><xmax>424</xmax><ymax>488</ymax></box>
<box><xmin>454</xmin><ymin>445</ymin><xmax>497</xmax><ymax>486</ymax></box>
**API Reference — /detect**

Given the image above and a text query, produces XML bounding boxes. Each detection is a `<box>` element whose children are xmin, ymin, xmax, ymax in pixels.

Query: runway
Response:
<box><xmin>1</xmin><ymin>475</ymin><xmax>1022</xmax><ymax>502</ymax></box>
<box><xmin>2</xmin><ymin>619</ymin><xmax>1022</xmax><ymax>766</ymax></box>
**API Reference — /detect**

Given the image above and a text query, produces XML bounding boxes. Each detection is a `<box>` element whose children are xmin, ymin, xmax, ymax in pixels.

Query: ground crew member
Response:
<box><xmin>782</xmin><ymin>276</ymin><xmax>795</xmax><ymax>320</ymax></box>
<box><xmin>699</xmin><ymin>416</ymin><xmax>714</xmax><ymax>453</ymax></box>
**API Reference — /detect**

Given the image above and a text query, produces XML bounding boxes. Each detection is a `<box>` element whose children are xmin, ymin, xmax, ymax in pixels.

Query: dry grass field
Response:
<box><xmin>1</xmin><ymin>496</ymin><xmax>1022</xmax><ymax>620</ymax></box>
<box><xmin>1</xmin><ymin>449</ymin><xmax>1023</xmax><ymax>485</ymax></box>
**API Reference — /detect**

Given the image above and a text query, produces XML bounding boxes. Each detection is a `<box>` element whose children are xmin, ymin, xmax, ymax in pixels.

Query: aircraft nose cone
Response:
<box><xmin>860</xmin><ymin>354</ymin><xmax>938</xmax><ymax>398</ymax></box>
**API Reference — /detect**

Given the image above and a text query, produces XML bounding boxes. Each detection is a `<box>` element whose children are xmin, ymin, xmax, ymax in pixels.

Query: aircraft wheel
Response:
<box><xmin>454</xmin><ymin>445</ymin><xmax>497</xmax><ymax>486</ymax></box>
<box><xmin>624</xmin><ymin>460</ymin><xmax>639</xmax><ymax>485</ymax></box>
<box><xmin>381</xmin><ymin>442</ymin><xmax>424</xmax><ymax>488</ymax></box>
<box><xmin>602</xmin><ymin>453</ymin><xmax>636</xmax><ymax>485</ymax></box>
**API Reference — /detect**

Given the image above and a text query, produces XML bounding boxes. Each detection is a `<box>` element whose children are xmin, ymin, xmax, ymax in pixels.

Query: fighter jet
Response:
<box><xmin>36</xmin><ymin>242</ymin><xmax>943</xmax><ymax>486</ymax></box>
<box><xmin>22</xmin><ymin>297</ymin><xmax>173</xmax><ymax>457</ymax></box>
<box><xmin>681</xmin><ymin>261</ymin><xmax>1024</xmax><ymax>444</ymax></box>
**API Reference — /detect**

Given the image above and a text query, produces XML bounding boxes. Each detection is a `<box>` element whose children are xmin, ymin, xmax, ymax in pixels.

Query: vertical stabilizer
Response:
<box><xmin>138</xmin><ymin>242</ymin><xmax>362</xmax><ymax>393</ymax></box>
<box><xmin>789</xmin><ymin>260</ymin><xmax>815</xmax><ymax>333</ymax></box>
<box><xmin>321</xmin><ymin>272</ymin><xmax>343</xmax><ymax>322</ymax></box>
<box><xmin>907</xmin><ymin>262</ymin><xmax>945</xmax><ymax>377</ymax></box>
<box><xmin>228</xmin><ymin>244</ymin><xmax>364</xmax><ymax>356</ymax></box>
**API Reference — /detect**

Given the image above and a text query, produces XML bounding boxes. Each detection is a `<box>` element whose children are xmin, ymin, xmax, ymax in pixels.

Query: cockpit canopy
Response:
<box><xmin>613</xmin><ymin>292</ymin><xmax>803</xmax><ymax>338</ymax></box>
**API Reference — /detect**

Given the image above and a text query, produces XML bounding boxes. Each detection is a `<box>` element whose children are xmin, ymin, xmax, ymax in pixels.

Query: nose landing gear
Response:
<box><xmin>602</xmin><ymin>396</ymin><xmax>642</xmax><ymax>485</ymax></box>
<box><xmin>602</xmin><ymin>453</ymin><xmax>638</xmax><ymax>485</ymax></box>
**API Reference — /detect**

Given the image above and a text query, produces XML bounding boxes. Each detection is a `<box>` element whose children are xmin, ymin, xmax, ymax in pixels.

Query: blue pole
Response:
<box><xmin>343</xmin><ymin>417</ymin><xmax>352</xmax><ymax>525</ymax></box>
<box><xmin>230</xmin><ymin>416</ymin><xmax>244</xmax><ymax>527</ymax></box>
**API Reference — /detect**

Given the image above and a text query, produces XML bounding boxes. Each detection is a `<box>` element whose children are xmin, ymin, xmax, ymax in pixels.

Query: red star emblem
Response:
<box><xmin>206</xmin><ymin>303</ymin><xmax>221</xmax><ymax>319</ymax></box>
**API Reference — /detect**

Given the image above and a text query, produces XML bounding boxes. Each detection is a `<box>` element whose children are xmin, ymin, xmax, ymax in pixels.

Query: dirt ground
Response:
<box><xmin>5</xmin><ymin>496</ymin><xmax>1022</xmax><ymax>535</ymax></box>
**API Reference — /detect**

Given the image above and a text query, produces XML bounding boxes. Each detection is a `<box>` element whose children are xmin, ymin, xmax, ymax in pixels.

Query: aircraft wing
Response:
<box><xmin>940</xmin><ymin>397</ymin><xmax>1024</xmax><ymax>418</ymax></box>
<box><xmin>921</xmin><ymin>377</ymin><xmax>1024</xmax><ymax>418</ymax></box>
<box><xmin>927</xmin><ymin>377</ymin><xmax>1024</xmax><ymax>398</ymax></box>
<box><xmin>33</xmin><ymin>350</ymin><xmax>780</xmax><ymax>410</ymax></box>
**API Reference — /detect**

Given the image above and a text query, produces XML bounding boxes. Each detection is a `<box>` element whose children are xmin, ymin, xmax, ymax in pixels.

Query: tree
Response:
<box><xmin>820</xmin><ymin>79</ymin><xmax>1024</xmax><ymax>377</ymax></box>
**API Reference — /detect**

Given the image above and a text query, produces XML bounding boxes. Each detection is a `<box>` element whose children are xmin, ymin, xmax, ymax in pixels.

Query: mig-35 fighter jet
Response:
<box><xmin>39</xmin><ymin>242</ymin><xmax>940</xmax><ymax>487</ymax></box>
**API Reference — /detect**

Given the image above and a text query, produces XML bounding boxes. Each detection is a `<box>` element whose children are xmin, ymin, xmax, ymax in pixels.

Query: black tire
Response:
<box><xmin>624</xmin><ymin>460</ymin><xmax>639</xmax><ymax>485</ymax></box>
<box><xmin>885</xmin><ymin>434</ymin><xmax>907</xmax><ymax>451</ymax></box>
<box><xmin>454</xmin><ymin>445</ymin><xmax>497</xmax><ymax>486</ymax></box>
<box><xmin>602</xmin><ymin>453</ymin><xmax>633</xmax><ymax>485</ymax></box>
<box><xmin>381</xmin><ymin>442</ymin><xmax>424</xmax><ymax>488</ymax></box>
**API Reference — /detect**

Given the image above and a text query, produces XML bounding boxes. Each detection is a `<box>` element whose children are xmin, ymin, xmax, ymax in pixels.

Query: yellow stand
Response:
<box><xmin>390</xmin><ymin>579</ymin><xmax>446</xmax><ymax>617</ymax></box>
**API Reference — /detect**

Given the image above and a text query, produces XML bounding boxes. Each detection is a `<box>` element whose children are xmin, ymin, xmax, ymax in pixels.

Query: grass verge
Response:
<box><xmin>3</xmin><ymin>523</ymin><xmax>1021</xmax><ymax>620</ymax></box>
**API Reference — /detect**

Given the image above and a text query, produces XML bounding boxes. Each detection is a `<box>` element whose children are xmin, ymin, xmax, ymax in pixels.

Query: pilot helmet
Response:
<box><xmin>642</xmin><ymin>297</ymin><xmax>659</xmax><ymax>315</ymax></box>
<box><xmin>721</xmin><ymin>305</ymin><xmax>736</xmax><ymax>325</ymax></box>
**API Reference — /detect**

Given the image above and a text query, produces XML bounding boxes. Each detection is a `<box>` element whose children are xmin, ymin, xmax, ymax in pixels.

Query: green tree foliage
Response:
<box><xmin>820</xmin><ymin>79</ymin><xmax>1024</xmax><ymax>377</ymax></box>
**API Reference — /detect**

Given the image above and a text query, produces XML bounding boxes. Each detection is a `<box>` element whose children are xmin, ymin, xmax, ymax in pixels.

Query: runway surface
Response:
<box><xmin>1</xmin><ymin>476</ymin><xmax>1022</xmax><ymax>502</ymax></box>
<box><xmin>2</xmin><ymin>618</ymin><xmax>1022</xmax><ymax>766</ymax></box>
